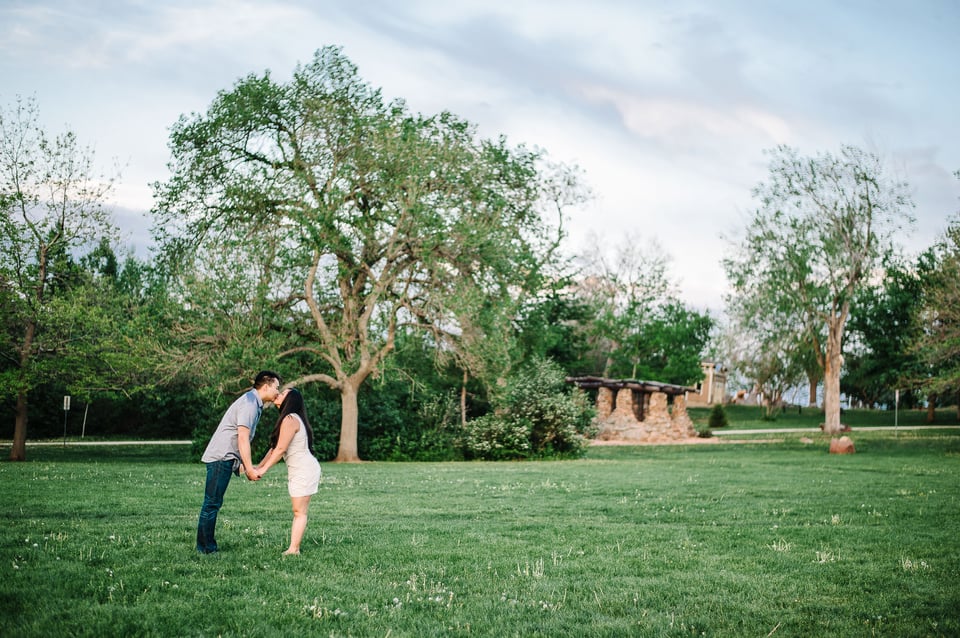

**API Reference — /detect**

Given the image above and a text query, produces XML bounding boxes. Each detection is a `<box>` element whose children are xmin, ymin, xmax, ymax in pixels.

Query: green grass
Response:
<box><xmin>2</xmin><ymin>435</ymin><xmax>959</xmax><ymax>637</ymax></box>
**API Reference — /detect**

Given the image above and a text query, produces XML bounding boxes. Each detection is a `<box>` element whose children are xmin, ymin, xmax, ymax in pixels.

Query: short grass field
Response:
<box><xmin>2</xmin><ymin>429</ymin><xmax>959</xmax><ymax>637</ymax></box>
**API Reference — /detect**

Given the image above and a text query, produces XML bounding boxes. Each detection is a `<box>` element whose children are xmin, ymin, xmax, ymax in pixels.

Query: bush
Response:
<box><xmin>708</xmin><ymin>403</ymin><xmax>729</xmax><ymax>428</ymax></box>
<box><xmin>461</xmin><ymin>414</ymin><xmax>533</xmax><ymax>460</ymax></box>
<box><xmin>359</xmin><ymin>387</ymin><xmax>462</xmax><ymax>461</ymax></box>
<box><xmin>461</xmin><ymin>357</ymin><xmax>596</xmax><ymax>460</ymax></box>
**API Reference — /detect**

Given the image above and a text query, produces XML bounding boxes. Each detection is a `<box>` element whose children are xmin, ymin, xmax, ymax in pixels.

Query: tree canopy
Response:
<box><xmin>911</xmin><ymin>208</ymin><xmax>960</xmax><ymax>404</ymax></box>
<box><xmin>152</xmin><ymin>46</ymin><xmax>584</xmax><ymax>461</ymax></box>
<box><xmin>0</xmin><ymin>97</ymin><xmax>129</xmax><ymax>460</ymax></box>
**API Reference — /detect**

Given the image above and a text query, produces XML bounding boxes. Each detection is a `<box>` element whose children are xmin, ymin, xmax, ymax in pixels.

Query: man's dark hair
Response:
<box><xmin>253</xmin><ymin>370</ymin><xmax>283</xmax><ymax>389</ymax></box>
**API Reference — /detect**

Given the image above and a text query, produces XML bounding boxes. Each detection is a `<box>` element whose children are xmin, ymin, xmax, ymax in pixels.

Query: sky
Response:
<box><xmin>2</xmin><ymin>0</ymin><xmax>958</xmax><ymax>312</ymax></box>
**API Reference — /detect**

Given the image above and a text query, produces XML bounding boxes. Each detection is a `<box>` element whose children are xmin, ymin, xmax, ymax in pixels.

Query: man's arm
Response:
<box><xmin>237</xmin><ymin>425</ymin><xmax>259</xmax><ymax>481</ymax></box>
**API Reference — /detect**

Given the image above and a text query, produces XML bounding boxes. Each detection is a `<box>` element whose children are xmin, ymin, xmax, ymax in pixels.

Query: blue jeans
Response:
<box><xmin>196</xmin><ymin>460</ymin><xmax>234</xmax><ymax>553</ymax></box>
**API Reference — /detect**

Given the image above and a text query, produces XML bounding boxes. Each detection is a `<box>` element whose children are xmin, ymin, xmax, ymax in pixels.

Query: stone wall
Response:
<box><xmin>595</xmin><ymin>390</ymin><xmax>697</xmax><ymax>442</ymax></box>
<box><xmin>596</xmin><ymin>387</ymin><xmax>614</xmax><ymax>420</ymax></box>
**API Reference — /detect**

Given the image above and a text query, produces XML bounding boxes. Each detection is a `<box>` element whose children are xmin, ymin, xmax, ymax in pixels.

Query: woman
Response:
<box><xmin>254</xmin><ymin>388</ymin><xmax>322</xmax><ymax>555</ymax></box>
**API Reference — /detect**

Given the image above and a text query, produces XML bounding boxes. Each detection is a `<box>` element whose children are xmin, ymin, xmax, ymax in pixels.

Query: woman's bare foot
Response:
<box><xmin>283</xmin><ymin>549</ymin><xmax>300</xmax><ymax>556</ymax></box>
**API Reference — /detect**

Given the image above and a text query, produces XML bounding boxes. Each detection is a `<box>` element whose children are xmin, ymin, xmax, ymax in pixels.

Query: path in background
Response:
<box><xmin>5</xmin><ymin>425</ymin><xmax>958</xmax><ymax>447</ymax></box>
<box><xmin>6</xmin><ymin>440</ymin><xmax>192</xmax><ymax>446</ymax></box>
<box><xmin>715</xmin><ymin>426</ymin><xmax>960</xmax><ymax>435</ymax></box>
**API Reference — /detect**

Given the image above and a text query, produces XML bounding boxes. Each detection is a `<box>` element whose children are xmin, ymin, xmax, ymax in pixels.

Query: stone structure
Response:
<box><xmin>596</xmin><ymin>387</ymin><xmax>614</xmax><ymax>420</ymax></box>
<box><xmin>671</xmin><ymin>394</ymin><xmax>695</xmax><ymax>433</ymax></box>
<box><xmin>567</xmin><ymin>376</ymin><xmax>698</xmax><ymax>443</ymax></box>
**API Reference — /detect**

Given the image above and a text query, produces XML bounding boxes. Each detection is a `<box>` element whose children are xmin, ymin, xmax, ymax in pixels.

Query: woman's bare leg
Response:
<box><xmin>285</xmin><ymin>495</ymin><xmax>312</xmax><ymax>555</ymax></box>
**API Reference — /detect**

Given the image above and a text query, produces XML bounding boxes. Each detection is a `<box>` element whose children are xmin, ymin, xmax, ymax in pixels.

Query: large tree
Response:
<box><xmin>722</xmin><ymin>297</ymin><xmax>808</xmax><ymax>416</ymax></box>
<box><xmin>152</xmin><ymin>47</ymin><xmax>579</xmax><ymax>462</ymax></box>
<box><xmin>612</xmin><ymin>301</ymin><xmax>713</xmax><ymax>385</ymax></box>
<box><xmin>575</xmin><ymin>232</ymin><xmax>672</xmax><ymax>375</ymax></box>
<box><xmin>723</xmin><ymin>145</ymin><xmax>914</xmax><ymax>433</ymax></box>
<box><xmin>911</xmin><ymin>209</ymin><xmax>960</xmax><ymax>415</ymax></box>
<box><xmin>0</xmin><ymin>97</ymin><xmax>121</xmax><ymax>460</ymax></box>
<box><xmin>842</xmin><ymin>257</ymin><xmax>924</xmax><ymax>408</ymax></box>
<box><xmin>572</xmin><ymin>233</ymin><xmax>710</xmax><ymax>385</ymax></box>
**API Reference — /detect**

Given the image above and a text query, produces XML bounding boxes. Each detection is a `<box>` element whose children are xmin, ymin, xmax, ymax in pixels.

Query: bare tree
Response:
<box><xmin>1</xmin><ymin>97</ymin><xmax>118</xmax><ymax>460</ymax></box>
<box><xmin>723</xmin><ymin>145</ymin><xmax>913</xmax><ymax>433</ymax></box>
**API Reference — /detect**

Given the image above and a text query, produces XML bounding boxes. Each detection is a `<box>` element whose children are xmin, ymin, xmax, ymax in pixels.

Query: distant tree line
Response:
<box><xmin>3</xmin><ymin>48</ymin><xmax>958</xmax><ymax>460</ymax></box>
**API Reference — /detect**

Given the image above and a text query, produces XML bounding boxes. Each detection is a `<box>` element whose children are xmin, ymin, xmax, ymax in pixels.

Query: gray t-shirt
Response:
<box><xmin>200</xmin><ymin>389</ymin><xmax>263</xmax><ymax>463</ymax></box>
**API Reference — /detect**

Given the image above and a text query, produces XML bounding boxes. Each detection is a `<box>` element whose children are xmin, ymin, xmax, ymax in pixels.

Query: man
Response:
<box><xmin>196</xmin><ymin>370</ymin><xmax>282</xmax><ymax>554</ymax></box>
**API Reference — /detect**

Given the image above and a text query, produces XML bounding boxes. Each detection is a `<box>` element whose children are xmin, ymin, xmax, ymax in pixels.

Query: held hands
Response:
<box><xmin>244</xmin><ymin>465</ymin><xmax>261</xmax><ymax>482</ymax></box>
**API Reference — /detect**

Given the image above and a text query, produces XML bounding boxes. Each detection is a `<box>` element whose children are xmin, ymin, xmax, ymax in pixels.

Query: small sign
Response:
<box><xmin>63</xmin><ymin>396</ymin><xmax>71</xmax><ymax>411</ymax></box>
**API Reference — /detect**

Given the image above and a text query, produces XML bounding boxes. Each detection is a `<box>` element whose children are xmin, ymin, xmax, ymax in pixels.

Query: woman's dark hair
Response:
<box><xmin>270</xmin><ymin>388</ymin><xmax>315</xmax><ymax>456</ymax></box>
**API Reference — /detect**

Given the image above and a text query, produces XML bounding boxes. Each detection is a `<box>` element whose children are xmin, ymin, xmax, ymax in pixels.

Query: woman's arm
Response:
<box><xmin>254</xmin><ymin>415</ymin><xmax>299</xmax><ymax>476</ymax></box>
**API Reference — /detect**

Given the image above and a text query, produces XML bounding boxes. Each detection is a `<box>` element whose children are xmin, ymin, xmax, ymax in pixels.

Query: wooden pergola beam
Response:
<box><xmin>565</xmin><ymin>376</ymin><xmax>695</xmax><ymax>397</ymax></box>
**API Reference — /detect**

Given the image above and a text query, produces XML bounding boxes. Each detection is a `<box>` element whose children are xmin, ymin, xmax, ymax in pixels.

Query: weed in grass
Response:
<box><xmin>769</xmin><ymin>538</ymin><xmax>792</xmax><ymax>553</ymax></box>
<box><xmin>900</xmin><ymin>557</ymin><xmax>930</xmax><ymax>572</ymax></box>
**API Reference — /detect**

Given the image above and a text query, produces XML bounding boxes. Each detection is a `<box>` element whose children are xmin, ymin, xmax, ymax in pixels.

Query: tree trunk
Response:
<box><xmin>10</xmin><ymin>391</ymin><xmax>28</xmax><ymax>462</ymax></box>
<box><xmin>333</xmin><ymin>381</ymin><xmax>362</xmax><ymax>462</ymax></box>
<box><xmin>807</xmin><ymin>376</ymin><xmax>819</xmax><ymax>408</ymax></box>
<box><xmin>10</xmin><ymin>317</ymin><xmax>38</xmax><ymax>462</ymax></box>
<box><xmin>926</xmin><ymin>395</ymin><xmax>936</xmax><ymax>424</ymax></box>
<box><xmin>461</xmin><ymin>370</ymin><xmax>468</xmax><ymax>428</ymax></box>
<box><xmin>822</xmin><ymin>320</ymin><xmax>845</xmax><ymax>434</ymax></box>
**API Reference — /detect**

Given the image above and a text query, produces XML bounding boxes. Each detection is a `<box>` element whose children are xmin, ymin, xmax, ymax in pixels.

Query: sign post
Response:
<box><xmin>62</xmin><ymin>395</ymin><xmax>71</xmax><ymax>446</ymax></box>
<box><xmin>894</xmin><ymin>389</ymin><xmax>899</xmax><ymax>436</ymax></box>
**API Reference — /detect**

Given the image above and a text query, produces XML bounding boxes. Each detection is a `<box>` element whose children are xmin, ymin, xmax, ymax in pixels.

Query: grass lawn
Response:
<box><xmin>2</xmin><ymin>432</ymin><xmax>959</xmax><ymax>637</ymax></box>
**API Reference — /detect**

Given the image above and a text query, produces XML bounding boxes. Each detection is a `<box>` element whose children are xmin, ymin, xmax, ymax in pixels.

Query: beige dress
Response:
<box><xmin>283</xmin><ymin>414</ymin><xmax>321</xmax><ymax>497</ymax></box>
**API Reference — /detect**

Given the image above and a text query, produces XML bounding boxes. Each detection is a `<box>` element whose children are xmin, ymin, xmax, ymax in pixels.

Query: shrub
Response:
<box><xmin>361</xmin><ymin>388</ymin><xmax>463</xmax><ymax>461</ymax></box>
<box><xmin>461</xmin><ymin>414</ymin><xmax>533</xmax><ymax>460</ymax></box>
<box><xmin>708</xmin><ymin>403</ymin><xmax>729</xmax><ymax>428</ymax></box>
<box><xmin>461</xmin><ymin>357</ymin><xmax>595</xmax><ymax>460</ymax></box>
